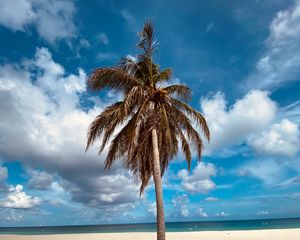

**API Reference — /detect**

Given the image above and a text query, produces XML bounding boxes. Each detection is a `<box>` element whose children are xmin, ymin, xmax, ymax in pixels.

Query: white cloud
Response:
<box><xmin>237</xmin><ymin>158</ymin><xmax>287</xmax><ymax>186</ymax></box>
<box><xmin>120</xmin><ymin>10</ymin><xmax>137</xmax><ymax>31</ymax></box>
<box><xmin>245</xmin><ymin>0</ymin><xmax>300</xmax><ymax>89</ymax></box>
<box><xmin>172</xmin><ymin>194</ymin><xmax>188</xmax><ymax>206</ymax></box>
<box><xmin>39</xmin><ymin>181</ymin><xmax>71</xmax><ymax>208</ymax></box>
<box><xmin>79</xmin><ymin>38</ymin><xmax>91</xmax><ymax>48</ymax></box>
<box><xmin>178</xmin><ymin>162</ymin><xmax>216</xmax><ymax>194</ymax></box>
<box><xmin>97</xmin><ymin>53</ymin><xmax>118</xmax><ymax>62</ymax></box>
<box><xmin>0</xmin><ymin>47</ymin><xmax>140</xmax><ymax>208</ymax></box>
<box><xmin>196</xmin><ymin>208</ymin><xmax>208</xmax><ymax>217</ymax></box>
<box><xmin>180</xmin><ymin>206</ymin><xmax>189</xmax><ymax>217</ymax></box>
<box><xmin>0</xmin><ymin>47</ymin><xmax>87</xmax><ymax>157</ymax></box>
<box><xmin>0</xmin><ymin>0</ymin><xmax>76</xmax><ymax>43</ymax></box>
<box><xmin>34</xmin><ymin>0</ymin><xmax>76</xmax><ymax>44</ymax></box>
<box><xmin>172</xmin><ymin>194</ymin><xmax>190</xmax><ymax>217</ymax></box>
<box><xmin>249</xmin><ymin>119</ymin><xmax>300</xmax><ymax>156</ymax></box>
<box><xmin>276</xmin><ymin>176</ymin><xmax>300</xmax><ymax>188</ymax></box>
<box><xmin>237</xmin><ymin>151</ymin><xmax>300</xmax><ymax>187</ymax></box>
<box><xmin>27</xmin><ymin>169</ymin><xmax>53</xmax><ymax>190</ymax></box>
<box><xmin>0</xmin><ymin>185</ymin><xmax>41</xmax><ymax>209</ymax></box>
<box><xmin>201</xmin><ymin>89</ymin><xmax>300</xmax><ymax>160</ymax></box>
<box><xmin>257</xmin><ymin>210</ymin><xmax>269</xmax><ymax>215</ymax></box>
<box><xmin>205</xmin><ymin>197</ymin><xmax>219</xmax><ymax>202</ymax></box>
<box><xmin>97</xmin><ymin>33</ymin><xmax>109</xmax><ymax>45</ymax></box>
<box><xmin>0</xmin><ymin>0</ymin><xmax>35</xmax><ymax>31</ymax></box>
<box><xmin>216</xmin><ymin>211</ymin><xmax>229</xmax><ymax>217</ymax></box>
<box><xmin>1</xmin><ymin>210</ymin><xmax>23</xmax><ymax>222</ymax></box>
<box><xmin>280</xmin><ymin>100</ymin><xmax>300</xmax><ymax>125</ymax></box>
<box><xmin>201</xmin><ymin>90</ymin><xmax>277</xmax><ymax>154</ymax></box>
<box><xmin>147</xmin><ymin>202</ymin><xmax>156</xmax><ymax>217</ymax></box>
<box><xmin>71</xmin><ymin>174</ymin><xmax>140</xmax><ymax>206</ymax></box>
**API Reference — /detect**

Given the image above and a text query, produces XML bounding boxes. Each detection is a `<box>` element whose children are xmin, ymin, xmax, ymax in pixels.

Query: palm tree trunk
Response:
<box><xmin>151</xmin><ymin>128</ymin><xmax>166</xmax><ymax>240</ymax></box>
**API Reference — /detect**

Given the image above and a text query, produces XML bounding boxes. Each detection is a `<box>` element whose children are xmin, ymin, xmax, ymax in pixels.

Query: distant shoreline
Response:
<box><xmin>1</xmin><ymin>229</ymin><xmax>300</xmax><ymax>240</ymax></box>
<box><xmin>1</xmin><ymin>218</ymin><xmax>300</xmax><ymax>235</ymax></box>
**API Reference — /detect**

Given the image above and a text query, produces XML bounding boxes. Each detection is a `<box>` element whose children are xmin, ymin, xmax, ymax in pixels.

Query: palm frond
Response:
<box><xmin>104</xmin><ymin>100</ymin><xmax>149</xmax><ymax>170</ymax></box>
<box><xmin>170</xmin><ymin>98</ymin><xmax>210</xmax><ymax>141</ymax></box>
<box><xmin>119</xmin><ymin>56</ymin><xmax>139</xmax><ymax>76</ymax></box>
<box><xmin>104</xmin><ymin>130</ymin><xmax>127</xmax><ymax>170</ymax></box>
<box><xmin>88</xmin><ymin>67</ymin><xmax>142</xmax><ymax>93</ymax></box>
<box><xmin>163</xmin><ymin>84</ymin><xmax>191</xmax><ymax>101</ymax></box>
<box><xmin>97</xmin><ymin>86</ymin><xmax>148</xmax><ymax>153</ymax></box>
<box><xmin>166</xmin><ymin>104</ymin><xmax>203</xmax><ymax>160</ymax></box>
<box><xmin>125</xmin><ymin>110</ymin><xmax>157</xmax><ymax>194</ymax></box>
<box><xmin>154</xmin><ymin>68</ymin><xmax>172</xmax><ymax>84</ymax></box>
<box><xmin>124</xmin><ymin>86</ymin><xmax>147</xmax><ymax>115</ymax></box>
<box><xmin>177</xmin><ymin>128</ymin><xmax>192</xmax><ymax>170</ymax></box>
<box><xmin>160</xmin><ymin>104</ymin><xmax>172</xmax><ymax>146</ymax></box>
<box><xmin>86</xmin><ymin>101</ymin><xmax>123</xmax><ymax>151</ymax></box>
<box><xmin>137</xmin><ymin>20</ymin><xmax>157</xmax><ymax>57</ymax></box>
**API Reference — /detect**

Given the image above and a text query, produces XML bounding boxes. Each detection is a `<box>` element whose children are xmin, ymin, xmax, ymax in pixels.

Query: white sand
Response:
<box><xmin>1</xmin><ymin>229</ymin><xmax>300</xmax><ymax>240</ymax></box>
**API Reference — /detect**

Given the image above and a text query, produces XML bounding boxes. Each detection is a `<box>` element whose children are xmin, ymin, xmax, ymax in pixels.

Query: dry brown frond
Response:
<box><xmin>170</xmin><ymin>98</ymin><xmax>210</xmax><ymax>141</ymax></box>
<box><xmin>154</xmin><ymin>68</ymin><xmax>172</xmax><ymax>84</ymax></box>
<box><xmin>88</xmin><ymin>67</ymin><xmax>142</xmax><ymax>93</ymax></box>
<box><xmin>137</xmin><ymin>20</ymin><xmax>157</xmax><ymax>57</ymax></box>
<box><xmin>163</xmin><ymin>84</ymin><xmax>192</xmax><ymax>101</ymax></box>
<box><xmin>86</xmin><ymin>101</ymin><xmax>123</xmax><ymax>151</ymax></box>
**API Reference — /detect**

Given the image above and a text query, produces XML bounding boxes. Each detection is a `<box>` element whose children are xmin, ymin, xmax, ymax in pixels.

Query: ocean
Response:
<box><xmin>1</xmin><ymin>218</ymin><xmax>300</xmax><ymax>235</ymax></box>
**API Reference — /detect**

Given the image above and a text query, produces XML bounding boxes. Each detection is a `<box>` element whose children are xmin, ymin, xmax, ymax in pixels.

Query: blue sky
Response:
<box><xmin>0</xmin><ymin>0</ymin><xmax>300</xmax><ymax>227</ymax></box>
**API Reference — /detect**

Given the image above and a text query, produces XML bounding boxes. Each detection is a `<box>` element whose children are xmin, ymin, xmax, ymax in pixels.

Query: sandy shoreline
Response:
<box><xmin>1</xmin><ymin>229</ymin><xmax>300</xmax><ymax>240</ymax></box>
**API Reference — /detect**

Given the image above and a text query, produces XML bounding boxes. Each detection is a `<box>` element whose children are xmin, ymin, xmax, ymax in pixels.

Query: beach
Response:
<box><xmin>1</xmin><ymin>229</ymin><xmax>300</xmax><ymax>240</ymax></box>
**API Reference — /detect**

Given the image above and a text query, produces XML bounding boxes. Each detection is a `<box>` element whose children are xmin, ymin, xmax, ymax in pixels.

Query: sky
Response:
<box><xmin>0</xmin><ymin>0</ymin><xmax>300</xmax><ymax>227</ymax></box>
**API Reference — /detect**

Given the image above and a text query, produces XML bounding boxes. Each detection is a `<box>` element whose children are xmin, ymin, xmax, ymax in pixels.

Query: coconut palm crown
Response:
<box><xmin>86</xmin><ymin>21</ymin><xmax>210</xmax><ymax>240</ymax></box>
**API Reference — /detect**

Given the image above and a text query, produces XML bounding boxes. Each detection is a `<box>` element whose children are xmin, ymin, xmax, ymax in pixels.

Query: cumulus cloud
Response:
<box><xmin>245</xmin><ymin>0</ymin><xmax>300</xmax><ymax>89</ymax></box>
<box><xmin>172</xmin><ymin>194</ymin><xmax>190</xmax><ymax>218</ymax></box>
<box><xmin>180</xmin><ymin>206</ymin><xmax>189</xmax><ymax>217</ymax></box>
<box><xmin>0</xmin><ymin>0</ymin><xmax>35</xmax><ymax>31</ymax></box>
<box><xmin>249</xmin><ymin>119</ymin><xmax>300</xmax><ymax>156</ymax></box>
<box><xmin>216</xmin><ymin>211</ymin><xmax>229</xmax><ymax>217</ymax></box>
<box><xmin>79</xmin><ymin>38</ymin><xmax>91</xmax><ymax>48</ymax></box>
<box><xmin>0</xmin><ymin>47</ymin><xmax>140</xmax><ymax>209</ymax></box>
<box><xmin>196</xmin><ymin>208</ymin><xmax>208</xmax><ymax>217</ymax></box>
<box><xmin>178</xmin><ymin>162</ymin><xmax>216</xmax><ymax>194</ymax></box>
<box><xmin>201</xmin><ymin>90</ymin><xmax>277</xmax><ymax>154</ymax></box>
<box><xmin>0</xmin><ymin>47</ymin><xmax>86</xmax><ymax>160</ymax></box>
<box><xmin>0</xmin><ymin>0</ymin><xmax>76</xmax><ymax>43</ymax></box>
<box><xmin>27</xmin><ymin>169</ymin><xmax>54</xmax><ymax>190</ymax></box>
<box><xmin>69</xmin><ymin>173</ymin><xmax>140</xmax><ymax>207</ymax></box>
<box><xmin>34</xmin><ymin>180</ymin><xmax>72</xmax><ymax>209</ymax></box>
<box><xmin>0</xmin><ymin>185</ymin><xmax>41</xmax><ymax>209</ymax></box>
<box><xmin>200</xmin><ymin>89</ymin><xmax>300</xmax><ymax>160</ymax></box>
<box><xmin>0</xmin><ymin>209</ymin><xmax>23</xmax><ymax>222</ymax></box>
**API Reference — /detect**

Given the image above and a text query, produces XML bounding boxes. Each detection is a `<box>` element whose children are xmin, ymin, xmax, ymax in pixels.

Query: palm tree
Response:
<box><xmin>86</xmin><ymin>21</ymin><xmax>210</xmax><ymax>240</ymax></box>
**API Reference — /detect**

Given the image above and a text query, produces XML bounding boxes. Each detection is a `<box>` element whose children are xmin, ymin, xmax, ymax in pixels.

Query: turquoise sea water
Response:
<box><xmin>1</xmin><ymin>218</ymin><xmax>300</xmax><ymax>235</ymax></box>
